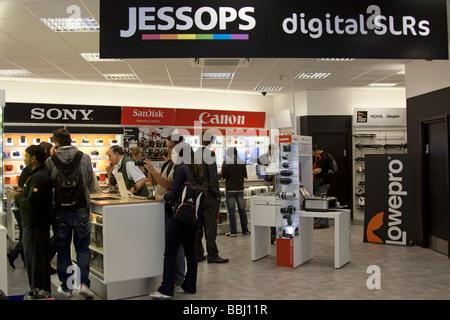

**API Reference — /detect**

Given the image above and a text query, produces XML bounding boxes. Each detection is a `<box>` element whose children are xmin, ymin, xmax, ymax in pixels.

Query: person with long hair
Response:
<box><xmin>149</xmin><ymin>142</ymin><xmax>203</xmax><ymax>299</ymax></box>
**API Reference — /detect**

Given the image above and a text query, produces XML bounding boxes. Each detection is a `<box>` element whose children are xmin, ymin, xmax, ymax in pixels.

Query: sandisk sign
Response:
<box><xmin>121</xmin><ymin>106</ymin><xmax>175</xmax><ymax>126</ymax></box>
<box><xmin>121</xmin><ymin>107</ymin><xmax>266</xmax><ymax>128</ymax></box>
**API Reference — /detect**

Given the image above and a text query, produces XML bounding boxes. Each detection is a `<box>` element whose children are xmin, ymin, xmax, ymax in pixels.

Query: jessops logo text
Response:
<box><xmin>120</xmin><ymin>6</ymin><xmax>256</xmax><ymax>38</ymax></box>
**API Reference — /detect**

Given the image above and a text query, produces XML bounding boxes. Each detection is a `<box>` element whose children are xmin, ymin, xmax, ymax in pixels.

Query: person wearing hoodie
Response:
<box><xmin>46</xmin><ymin>128</ymin><xmax>100</xmax><ymax>299</ymax></box>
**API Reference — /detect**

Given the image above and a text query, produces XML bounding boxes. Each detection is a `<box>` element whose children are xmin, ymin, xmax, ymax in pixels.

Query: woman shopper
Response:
<box><xmin>149</xmin><ymin>142</ymin><xmax>203</xmax><ymax>300</ymax></box>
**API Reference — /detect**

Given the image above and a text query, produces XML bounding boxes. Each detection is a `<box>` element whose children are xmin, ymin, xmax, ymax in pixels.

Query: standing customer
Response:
<box><xmin>8</xmin><ymin>145</ymin><xmax>53</xmax><ymax>299</ymax></box>
<box><xmin>150</xmin><ymin>142</ymin><xmax>203</xmax><ymax>299</ymax></box>
<box><xmin>221</xmin><ymin>147</ymin><xmax>250</xmax><ymax>237</ymax></box>
<box><xmin>312</xmin><ymin>144</ymin><xmax>331</xmax><ymax>229</ymax></box>
<box><xmin>46</xmin><ymin>128</ymin><xmax>99</xmax><ymax>299</ymax></box>
<box><xmin>194</xmin><ymin>131</ymin><xmax>229</xmax><ymax>264</ymax></box>
<box><xmin>106</xmin><ymin>145</ymin><xmax>149</xmax><ymax>197</ymax></box>
<box><xmin>144</xmin><ymin>134</ymin><xmax>185</xmax><ymax>287</ymax></box>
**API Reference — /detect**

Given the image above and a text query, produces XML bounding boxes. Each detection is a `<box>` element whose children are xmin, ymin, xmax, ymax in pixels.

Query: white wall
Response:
<box><xmin>0</xmin><ymin>78</ymin><xmax>275</xmax><ymax>127</ymax></box>
<box><xmin>273</xmin><ymin>88</ymin><xmax>406</xmax><ymax>118</ymax></box>
<box><xmin>405</xmin><ymin>50</ymin><xmax>450</xmax><ymax>98</ymax></box>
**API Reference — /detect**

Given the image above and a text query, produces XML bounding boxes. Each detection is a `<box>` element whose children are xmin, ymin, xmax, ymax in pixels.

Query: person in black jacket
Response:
<box><xmin>150</xmin><ymin>142</ymin><xmax>203</xmax><ymax>299</ymax></box>
<box><xmin>220</xmin><ymin>147</ymin><xmax>250</xmax><ymax>237</ymax></box>
<box><xmin>8</xmin><ymin>145</ymin><xmax>53</xmax><ymax>299</ymax></box>
<box><xmin>194</xmin><ymin>131</ymin><xmax>229</xmax><ymax>264</ymax></box>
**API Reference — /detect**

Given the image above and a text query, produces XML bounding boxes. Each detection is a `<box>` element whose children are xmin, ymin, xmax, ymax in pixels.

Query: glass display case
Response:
<box><xmin>275</xmin><ymin>136</ymin><xmax>300</xmax><ymax>239</ymax></box>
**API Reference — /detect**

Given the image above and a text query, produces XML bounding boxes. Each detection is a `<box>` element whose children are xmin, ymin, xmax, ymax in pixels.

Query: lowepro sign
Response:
<box><xmin>100</xmin><ymin>0</ymin><xmax>448</xmax><ymax>59</ymax></box>
<box><xmin>364</xmin><ymin>154</ymin><xmax>412</xmax><ymax>246</ymax></box>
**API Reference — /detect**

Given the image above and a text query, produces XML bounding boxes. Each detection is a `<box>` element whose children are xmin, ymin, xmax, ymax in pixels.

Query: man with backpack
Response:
<box><xmin>312</xmin><ymin>144</ymin><xmax>337</xmax><ymax>229</ymax></box>
<box><xmin>46</xmin><ymin>128</ymin><xmax>100</xmax><ymax>299</ymax></box>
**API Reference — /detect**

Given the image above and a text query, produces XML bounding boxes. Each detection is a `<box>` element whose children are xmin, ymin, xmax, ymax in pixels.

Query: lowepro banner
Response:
<box><xmin>364</xmin><ymin>154</ymin><xmax>413</xmax><ymax>246</ymax></box>
<box><xmin>100</xmin><ymin>0</ymin><xmax>448</xmax><ymax>60</ymax></box>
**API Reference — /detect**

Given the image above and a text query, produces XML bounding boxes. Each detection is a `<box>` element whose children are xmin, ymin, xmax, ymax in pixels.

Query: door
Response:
<box><xmin>422</xmin><ymin>115</ymin><xmax>450</xmax><ymax>257</ymax></box>
<box><xmin>314</xmin><ymin>132</ymin><xmax>351</xmax><ymax>210</ymax></box>
<box><xmin>300</xmin><ymin>115</ymin><xmax>353</xmax><ymax>213</ymax></box>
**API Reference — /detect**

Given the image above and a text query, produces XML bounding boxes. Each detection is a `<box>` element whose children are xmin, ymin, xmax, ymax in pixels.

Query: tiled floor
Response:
<box><xmin>5</xmin><ymin>222</ymin><xmax>450</xmax><ymax>300</ymax></box>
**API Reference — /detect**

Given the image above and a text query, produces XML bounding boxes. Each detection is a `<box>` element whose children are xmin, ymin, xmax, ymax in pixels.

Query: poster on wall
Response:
<box><xmin>353</xmin><ymin>108</ymin><xmax>406</xmax><ymax>127</ymax></box>
<box><xmin>364</xmin><ymin>154</ymin><xmax>414</xmax><ymax>246</ymax></box>
<box><xmin>100</xmin><ymin>0</ymin><xmax>448</xmax><ymax>60</ymax></box>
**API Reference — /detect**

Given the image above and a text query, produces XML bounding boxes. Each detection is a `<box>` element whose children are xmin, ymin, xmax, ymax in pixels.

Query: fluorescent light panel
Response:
<box><xmin>254</xmin><ymin>86</ymin><xmax>283</xmax><ymax>92</ymax></box>
<box><xmin>202</xmin><ymin>73</ymin><xmax>234</xmax><ymax>79</ymax></box>
<box><xmin>81</xmin><ymin>53</ymin><xmax>122</xmax><ymax>62</ymax></box>
<box><xmin>41</xmin><ymin>18</ymin><xmax>99</xmax><ymax>32</ymax></box>
<box><xmin>295</xmin><ymin>72</ymin><xmax>331</xmax><ymax>79</ymax></box>
<box><xmin>103</xmin><ymin>73</ymin><xmax>138</xmax><ymax>80</ymax></box>
<box><xmin>367</xmin><ymin>83</ymin><xmax>399</xmax><ymax>88</ymax></box>
<box><xmin>316</xmin><ymin>58</ymin><xmax>355</xmax><ymax>61</ymax></box>
<box><xmin>0</xmin><ymin>69</ymin><xmax>33</xmax><ymax>77</ymax></box>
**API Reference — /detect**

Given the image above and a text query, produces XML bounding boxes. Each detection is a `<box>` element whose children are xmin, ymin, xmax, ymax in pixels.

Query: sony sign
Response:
<box><xmin>4</xmin><ymin>103</ymin><xmax>122</xmax><ymax>125</ymax></box>
<box><xmin>31</xmin><ymin>108</ymin><xmax>94</xmax><ymax>121</ymax></box>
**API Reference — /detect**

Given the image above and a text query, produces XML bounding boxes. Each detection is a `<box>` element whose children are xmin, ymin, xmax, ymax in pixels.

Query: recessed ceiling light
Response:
<box><xmin>202</xmin><ymin>73</ymin><xmax>234</xmax><ymax>79</ymax></box>
<box><xmin>295</xmin><ymin>72</ymin><xmax>331</xmax><ymax>79</ymax></box>
<box><xmin>103</xmin><ymin>74</ymin><xmax>138</xmax><ymax>80</ymax></box>
<box><xmin>396</xmin><ymin>70</ymin><xmax>405</xmax><ymax>75</ymax></box>
<box><xmin>367</xmin><ymin>83</ymin><xmax>399</xmax><ymax>88</ymax></box>
<box><xmin>41</xmin><ymin>17</ymin><xmax>99</xmax><ymax>32</ymax></box>
<box><xmin>254</xmin><ymin>86</ymin><xmax>283</xmax><ymax>92</ymax></box>
<box><xmin>0</xmin><ymin>69</ymin><xmax>33</xmax><ymax>77</ymax></box>
<box><xmin>81</xmin><ymin>53</ymin><xmax>122</xmax><ymax>62</ymax></box>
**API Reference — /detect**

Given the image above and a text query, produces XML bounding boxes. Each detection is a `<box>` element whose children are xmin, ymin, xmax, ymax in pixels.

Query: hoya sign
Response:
<box><xmin>100</xmin><ymin>0</ymin><xmax>448</xmax><ymax>59</ymax></box>
<box><xmin>364</xmin><ymin>154</ymin><xmax>413</xmax><ymax>246</ymax></box>
<box><xmin>4</xmin><ymin>103</ymin><xmax>122</xmax><ymax>125</ymax></box>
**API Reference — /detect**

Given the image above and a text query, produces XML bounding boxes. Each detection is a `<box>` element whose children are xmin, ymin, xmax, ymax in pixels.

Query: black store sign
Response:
<box><xmin>364</xmin><ymin>154</ymin><xmax>413</xmax><ymax>246</ymax></box>
<box><xmin>100</xmin><ymin>0</ymin><xmax>448</xmax><ymax>59</ymax></box>
<box><xmin>4</xmin><ymin>103</ymin><xmax>122</xmax><ymax>125</ymax></box>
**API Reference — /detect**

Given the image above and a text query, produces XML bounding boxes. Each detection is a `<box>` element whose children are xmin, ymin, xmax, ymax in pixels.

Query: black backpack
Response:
<box><xmin>325</xmin><ymin>152</ymin><xmax>338</xmax><ymax>179</ymax></box>
<box><xmin>51</xmin><ymin>151</ymin><xmax>87</xmax><ymax>210</ymax></box>
<box><xmin>174</xmin><ymin>168</ymin><xmax>206</xmax><ymax>224</ymax></box>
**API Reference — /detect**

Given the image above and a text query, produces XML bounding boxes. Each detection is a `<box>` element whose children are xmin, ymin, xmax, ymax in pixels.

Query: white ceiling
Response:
<box><xmin>0</xmin><ymin>0</ymin><xmax>448</xmax><ymax>95</ymax></box>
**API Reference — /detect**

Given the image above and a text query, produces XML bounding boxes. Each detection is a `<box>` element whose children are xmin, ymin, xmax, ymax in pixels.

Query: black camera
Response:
<box><xmin>282</xmin><ymin>145</ymin><xmax>291</xmax><ymax>152</ymax></box>
<box><xmin>280</xmin><ymin>206</ymin><xmax>295</xmax><ymax>214</ymax></box>
<box><xmin>135</xmin><ymin>157</ymin><xmax>149</xmax><ymax>167</ymax></box>
<box><xmin>280</xmin><ymin>178</ymin><xmax>292</xmax><ymax>185</ymax></box>
<box><xmin>281</xmin><ymin>162</ymin><xmax>290</xmax><ymax>168</ymax></box>
<box><xmin>281</xmin><ymin>154</ymin><xmax>289</xmax><ymax>160</ymax></box>
<box><xmin>280</xmin><ymin>170</ymin><xmax>293</xmax><ymax>176</ymax></box>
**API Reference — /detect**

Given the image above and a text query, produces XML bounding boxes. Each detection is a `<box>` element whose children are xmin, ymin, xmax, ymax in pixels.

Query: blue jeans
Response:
<box><xmin>226</xmin><ymin>191</ymin><xmax>249</xmax><ymax>234</ymax></box>
<box><xmin>53</xmin><ymin>208</ymin><xmax>91</xmax><ymax>290</ymax></box>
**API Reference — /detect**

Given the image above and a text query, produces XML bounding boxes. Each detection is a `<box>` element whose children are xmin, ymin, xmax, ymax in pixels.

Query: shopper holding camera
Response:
<box><xmin>106</xmin><ymin>145</ymin><xmax>149</xmax><ymax>197</ymax></box>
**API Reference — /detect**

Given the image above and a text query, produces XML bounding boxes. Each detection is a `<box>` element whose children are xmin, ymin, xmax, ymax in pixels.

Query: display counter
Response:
<box><xmin>87</xmin><ymin>193</ymin><xmax>165</xmax><ymax>299</ymax></box>
<box><xmin>250</xmin><ymin>194</ymin><xmax>351</xmax><ymax>269</ymax></box>
<box><xmin>0</xmin><ymin>225</ymin><xmax>7</xmax><ymax>295</ymax></box>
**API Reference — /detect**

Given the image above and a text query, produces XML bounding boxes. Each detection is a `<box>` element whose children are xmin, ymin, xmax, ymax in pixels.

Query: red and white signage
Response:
<box><xmin>121</xmin><ymin>106</ymin><xmax>175</xmax><ymax>126</ymax></box>
<box><xmin>174</xmin><ymin>108</ymin><xmax>266</xmax><ymax>128</ymax></box>
<box><xmin>121</xmin><ymin>107</ymin><xmax>266</xmax><ymax>129</ymax></box>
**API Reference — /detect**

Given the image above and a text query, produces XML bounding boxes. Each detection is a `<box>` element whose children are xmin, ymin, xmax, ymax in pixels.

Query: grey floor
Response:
<box><xmin>6</xmin><ymin>222</ymin><xmax>450</xmax><ymax>300</ymax></box>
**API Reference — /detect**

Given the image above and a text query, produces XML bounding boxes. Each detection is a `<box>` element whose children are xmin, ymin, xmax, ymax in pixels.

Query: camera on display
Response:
<box><xmin>281</xmin><ymin>162</ymin><xmax>290</xmax><ymax>168</ymax></box>
<box><xmin>282</xmin><ymin>145</ymin><xmax>291</xmax><ymax>152</ymax></box>
<box><xmin>280</xmin><ymin>170</ymin><xmax>293</xmax><ymax>176</ymax></box>
<box><xmin>279</xmin><ymin>192</ymin><xmax>296</xmax><ymax>199</ymax></box>
<box><xmin>281</xmin><ymin>154</ymin><xmax>289</xmax><ymax>160</ymax></box>
<box><xmin>280</xmin><ymin>205</ymin><xmax>296</xmax><ymax>214</ymax></box>
<box><xmin>280</xmin><ymin>178</ymin><xmax>292</xmax><ymax>185</ymax></box>
<box><xmin>135</xmin><ymin>157</ymin><xmax>149</xmax><ymax>167</ymax></box>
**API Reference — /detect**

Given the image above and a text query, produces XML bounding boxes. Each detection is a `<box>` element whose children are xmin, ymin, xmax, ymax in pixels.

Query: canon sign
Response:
<box><xmin>198</xmin><ymin>112</ymin><xmax>245</xmax><ymax>126</ymax></box>
<box><xmin>30</xmin><ymin>108</ymin><xmax>94</xmax><ymax>121</ymax></box>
